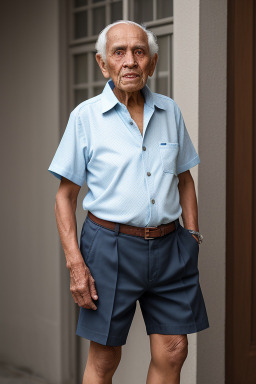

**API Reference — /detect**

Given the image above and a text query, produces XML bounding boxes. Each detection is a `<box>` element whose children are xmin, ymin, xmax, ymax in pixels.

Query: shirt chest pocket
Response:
<box><xmin>159</xmin><ymin>142</ymin><xmax>179</xmax><ymax>175</ymax></box>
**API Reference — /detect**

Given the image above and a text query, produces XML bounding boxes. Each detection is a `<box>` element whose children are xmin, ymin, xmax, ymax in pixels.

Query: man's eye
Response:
<box><xmin>115</xmin><ymin>50</ymin><xmax>123</xmax><ymax>56</ymax></box>
<box><xmin>136</xmin><ymin>50</ymin><xmax>143</xmax><ymax>55</ymax></box>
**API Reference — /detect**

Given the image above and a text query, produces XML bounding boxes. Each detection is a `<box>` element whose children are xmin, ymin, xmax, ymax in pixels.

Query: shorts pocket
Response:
<box><xmin>159</xmin><ymin>142</ymin><xmax>179</xmax><ymax>175</ymax></box>
<box><xmin>80</xmin><ymin>217</ymin><xmax>101</xmax><ymax>264</ymax></box>
<box><xmin>177</xmin><ymin>223</ymin><xmax>199</xmax><ymax>274</ymax></box>
<box><xmin>179</xmin><ymin>224</ymin><xmax>199</xmax><ymax>247</ymax></box>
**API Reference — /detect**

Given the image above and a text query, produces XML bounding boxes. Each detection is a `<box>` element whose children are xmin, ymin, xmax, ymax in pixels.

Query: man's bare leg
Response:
<box><xmin>146</xmin><ymin>334</ymin><xmax>188</xmax><ymax>384</ymax></box>
<box><xmin>83</xmin><ymin>341</ymin><xmax>122</xmax><ymax>384</ymax></box>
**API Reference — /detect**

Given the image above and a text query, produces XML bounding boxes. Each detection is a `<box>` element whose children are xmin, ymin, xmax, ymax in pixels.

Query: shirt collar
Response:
<box><xmin>101</xmin><ymin>79</ymin><xmax>166</xmax><ymax>114</ymax></box>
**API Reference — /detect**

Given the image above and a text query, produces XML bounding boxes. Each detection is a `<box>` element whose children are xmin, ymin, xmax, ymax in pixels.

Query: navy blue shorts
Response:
<box><xmin>76</xmin><ymin>215</ymin><xmax>210</xmax><ymax>346</ymax></box>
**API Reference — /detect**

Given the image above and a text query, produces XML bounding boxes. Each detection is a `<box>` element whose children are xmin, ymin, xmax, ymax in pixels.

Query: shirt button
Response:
<box><xmin>147</xmin><ymin>172</ymin><xmax>151</xmax><ymax>176</ymax></box>
<box><xmin>129</xmin><ymin>121</ymin><xmax>133</xmax><ymax>125</ymax></box>
<box><xmin>151</xmin><ymin>199</ymin><xmax>155</xmax><ymax>204</ymax></box>
<box><xmin>142</xmin><ymin>146</ymin><xmax>146</xmax><ymax>151</ymax></box>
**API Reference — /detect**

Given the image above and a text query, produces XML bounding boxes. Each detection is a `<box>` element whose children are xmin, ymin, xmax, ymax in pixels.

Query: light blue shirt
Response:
<box><xmin>48</xmin><ymin>79</ymin><xmax>200</xmax><ymax>227</ymax></box>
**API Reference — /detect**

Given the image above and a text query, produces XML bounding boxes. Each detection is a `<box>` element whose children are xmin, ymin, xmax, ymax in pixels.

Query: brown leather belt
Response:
<box><xmin>88</xmin><ymin>211</ymin><xmax>176</xmax><ymax>240</ymax></box>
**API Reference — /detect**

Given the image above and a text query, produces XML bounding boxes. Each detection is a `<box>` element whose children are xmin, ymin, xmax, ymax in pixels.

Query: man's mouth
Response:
<box><xmin>123</xmin><ymin>74</ymin><xmax>139</xmax><ymax>78</ymax></box>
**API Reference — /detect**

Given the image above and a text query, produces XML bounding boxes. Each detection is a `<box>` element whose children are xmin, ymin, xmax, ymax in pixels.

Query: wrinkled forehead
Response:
<box><xmin>106</xmin><ymin>24</ymin><xmax>149</xmax><ymax>51</ymax></box>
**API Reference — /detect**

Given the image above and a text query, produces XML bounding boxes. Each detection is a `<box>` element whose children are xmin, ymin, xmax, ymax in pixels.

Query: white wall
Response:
<box><xmin>198</xmin><ymin>1</ymin><xmax>227</xmax><ymax>383</ymax></box>
<box><xmin>0</xmin><ymin>1</ymin><xmax>70</xmax><ymax>383</ymax></box>
<box><xmin>173</xmin><ymin>2</ymin><xmax>200</xmax><ymax>382</ymax></box>
<box><xmin>173</xmin><ymin>0</ymin><xmax>227</xmax><ymax>383</ymax></box>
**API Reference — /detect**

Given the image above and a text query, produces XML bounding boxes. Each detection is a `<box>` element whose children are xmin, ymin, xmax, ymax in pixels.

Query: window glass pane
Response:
<box><xmin>134</xmin><ymin>0</ymin><xmax>153</xmax><ymax>23</ymax></box>
<box><xmin>155</xmin><ymin>34</ymin><xmax>171</xmax><ymax>96</ymax></box>
<box><xmin>75</xmin><ymin>89</ymin><xmax>88</xmax><ymax>106</ymax></box>
<box><xmin>156</xmin><ymin>77</ymin><xmax>168</xmax><ymax>96</ymax></box>
<box><xmin>93</xmin><ymin>86</ymin><xmax>104</xmax><ymax>96</ymax></box>
<box><xmin>75</xmin><ymin>0</ymin><xmax>87</xmax><ymax>7</ymax></box>
<box><xmin>111</xmin><ymin>1</ymin><xmax>123</xmax><ymax>23</ymax></box>
<box><xmin>157</xmin><ymin>35</ymin><xmax>169</xmax><ymax>72</ymax></box>
<box><xmin>157</xmin><ymin>0</ymin><xmax>173</xmax><ymax>19</ymax></box>
<box><xmin>74</xmin><ymin>53</ymin><xmax>88</xmax><ymax>84</ymax></box>
<box><xmin>92</xmin><ymin>6</ymin><xmax>106</xmax><ymax>35</ymax></box>
<box><xmin>94</xmin><ymin>59</ymin><xmax>104</xmax><ymax>81</ymax></box>
<box><xmin>74</xmin><ymin>11</ymin><xmax>87</xmax><ymax>39</ymax></box>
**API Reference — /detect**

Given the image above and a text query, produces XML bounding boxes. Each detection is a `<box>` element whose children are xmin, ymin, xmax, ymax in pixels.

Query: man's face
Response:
<box><xmin>96</xmin><ymin>23</ymin><xmax>158</xmax><ymax>93</ymax></box>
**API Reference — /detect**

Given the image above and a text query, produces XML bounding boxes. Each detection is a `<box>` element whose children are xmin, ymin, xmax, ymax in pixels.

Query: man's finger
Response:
<box><xmin>72</xmin><ymin>291</ymin><xmax>81</xmax><ymax>305</ymax></box>
<box><xmin>80</xmin><ymin>291</ymin><xmax>98</xmax><ymax>310</ymax></box>
<box><xmin>77</xmin><ymin>294</ymin><xmax>87</xmax><ymax>308</ymax></box>
<box><xmin>71</xmin><ymin>292</ymin><xmax>78</xmax><ymax>303</ymax></box>
<box><xmin>76</xmin><ymin>277</ymin><xmax>98</xmax><ymax>310</ymax></box>
<box><xmin>89</xmin><ymin>275</ymin><xmax>98</xmax><ymax>300</ymax></box>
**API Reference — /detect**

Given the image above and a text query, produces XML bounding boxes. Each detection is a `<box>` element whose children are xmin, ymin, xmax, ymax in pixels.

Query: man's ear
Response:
<box><xmin>148</xmin><ymin>53</ymin><xmax>158</xmax><ymax>77</ymax></box>
<box><xmin>95</xmin><ymin>53</ymin><xmax>110</xmax><ymax>79</ymax></box>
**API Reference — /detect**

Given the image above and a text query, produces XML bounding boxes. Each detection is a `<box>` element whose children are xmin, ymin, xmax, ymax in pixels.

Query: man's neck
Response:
<box><xmin>113</xmin><ymin>86</ymin><xmax>144</xmax><ymax>109</ymax></box>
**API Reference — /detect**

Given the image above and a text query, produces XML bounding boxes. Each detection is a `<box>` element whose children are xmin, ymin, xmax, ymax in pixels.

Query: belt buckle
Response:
<box><xmin>144</xmin><ymin>226</ymin><xmax>158</xmax><ymax>240</ymax></box>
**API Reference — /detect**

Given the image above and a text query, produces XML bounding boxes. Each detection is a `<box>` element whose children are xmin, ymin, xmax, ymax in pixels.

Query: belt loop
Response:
<box><xmin>174</xmin><ymin>218</ymin><xmax>179</xmax><ymax>230</ymax></box>
<box><xmin>114</xmin><ymin>222</ymin><xmax>120</xmax><ymax>236</ymax></box>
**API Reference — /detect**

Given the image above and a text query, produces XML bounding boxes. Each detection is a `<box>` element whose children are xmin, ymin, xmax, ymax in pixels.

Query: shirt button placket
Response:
<box><xmin>128</xmin><ymin>118</ymin><xmax>141</xmax><ymax>140</ymax></box>
<box><xmin>142</xmin><ymin>144</ymin><xmax>156</xmax><ymax>225</ymax></box>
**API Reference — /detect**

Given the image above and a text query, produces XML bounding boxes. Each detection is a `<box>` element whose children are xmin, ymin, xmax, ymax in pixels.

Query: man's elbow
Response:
<box><xmin>178</xmin><ymin>170</ymin><xmax>194</xmax><ymax>185</ymax></box>
<box><xmin>55</xmin><ymin>189</ymin><xmax>77</xmax><ymax>213</ymax></box>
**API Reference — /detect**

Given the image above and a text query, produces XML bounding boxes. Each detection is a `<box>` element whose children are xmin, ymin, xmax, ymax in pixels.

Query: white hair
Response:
<box><xmin>95</xmin><ymin>20</ymin><xmax>159</xmax><ymax>62</ymax></box>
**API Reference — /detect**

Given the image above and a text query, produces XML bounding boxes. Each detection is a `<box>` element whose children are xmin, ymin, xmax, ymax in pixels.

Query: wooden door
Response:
<box><xmin>226</xmin><ymin>0</ymin><xmax>256</xmax><ymax>382</ymax></box>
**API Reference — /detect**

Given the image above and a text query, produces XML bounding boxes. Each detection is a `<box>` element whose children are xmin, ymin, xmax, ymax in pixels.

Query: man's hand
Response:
<box><xmin>68</xmin><ymin>260</ymin><xmax>98</xmax><ymax>310</ymax></box>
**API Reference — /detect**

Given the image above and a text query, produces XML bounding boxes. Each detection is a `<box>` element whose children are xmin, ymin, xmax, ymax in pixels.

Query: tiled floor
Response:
<box><xmin>0</xmin><ymin>363</ymin><xmax>48</xmax><ymax>384</ymax></box>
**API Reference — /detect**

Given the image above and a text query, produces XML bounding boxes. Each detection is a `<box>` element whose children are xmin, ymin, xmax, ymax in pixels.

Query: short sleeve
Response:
<box><xmin>48</xmin><ymin>111</ymin><xmax>87</xmax><ymax>187</ymax></box>
<box><xmin>176</xmin><ymin>107</ymin><xmax>200</xmax><ymax>174</ymax></box>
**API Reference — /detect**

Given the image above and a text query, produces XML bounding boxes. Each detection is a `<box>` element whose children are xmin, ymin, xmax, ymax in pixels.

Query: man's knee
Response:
<box><xmin>151</xmin><ymin>334</ymin><xmax>188</xmax><ymax>370</ymax></box>
<box><xmin>88</xmin><ymin>341</ymin><xmax>122</xmax><ymax>378</ymax></box>
<box><xmin>164</xmin><ymin>335</ymin><xmax>188</xmax><ymax>368</ymax></box>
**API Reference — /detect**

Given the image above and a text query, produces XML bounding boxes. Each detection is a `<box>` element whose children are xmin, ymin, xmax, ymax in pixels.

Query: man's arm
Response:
<box><xmin>55</xmin><ymin>177</ymin><xmax>98</xmax><ymax>310</ymax></box>
<box><xmin>177</xmin><ymin>170</ymin><xmax>199</xmax><ymax>241</ymax></box>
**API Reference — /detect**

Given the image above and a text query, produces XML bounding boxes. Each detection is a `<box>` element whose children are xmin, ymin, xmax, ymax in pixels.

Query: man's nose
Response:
<box><xmin>123</xmin><ymin>51</ymin><xmax>137</xmax><ymax>67</ymax></box>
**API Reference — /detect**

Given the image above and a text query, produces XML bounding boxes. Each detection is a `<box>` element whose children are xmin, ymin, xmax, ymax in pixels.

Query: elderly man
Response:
<box><xmin>48</xmin><ymin>20</ymin><xmax>209</xmax><ymax>384</ymax></box>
